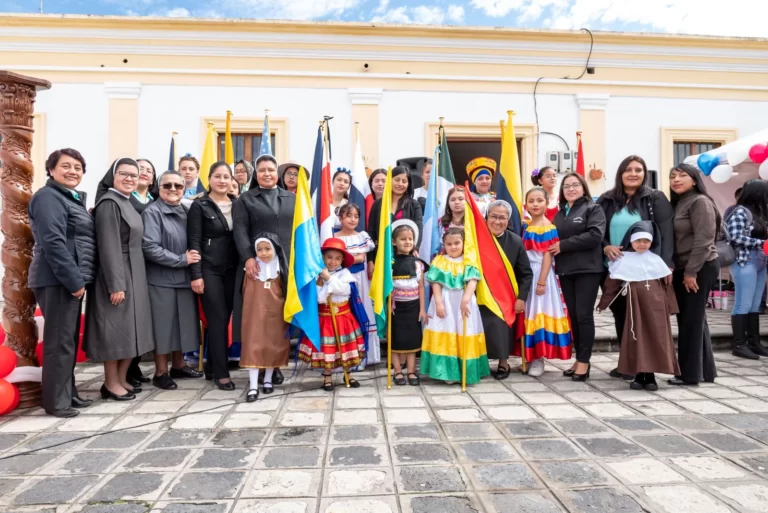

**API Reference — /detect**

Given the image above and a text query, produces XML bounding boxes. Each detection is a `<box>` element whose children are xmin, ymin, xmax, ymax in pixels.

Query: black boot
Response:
<box><xmin>747</xmin><ymin>312</ymin><xmax>768</xmax><ymax>357</ymax></box>
<box><xmin>732</xmin><ymin>314</ymin><xmax>759</xmax><ymax>360</ymax></box>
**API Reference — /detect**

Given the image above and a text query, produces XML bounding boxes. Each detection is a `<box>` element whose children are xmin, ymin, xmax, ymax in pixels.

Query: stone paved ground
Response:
<box><xmin>1</xmin><ymin>352</ymin><xmax>768</xmax><ymax>513</ymax></box>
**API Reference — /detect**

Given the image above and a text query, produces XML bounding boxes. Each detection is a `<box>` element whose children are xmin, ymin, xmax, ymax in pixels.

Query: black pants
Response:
<box><xmin>559</xmin><ymin>272</ymin><xmax>602</xmax><ymax>364</ymax></box>
<box><xmin>673</xmin><ymin>259</ymin><xmax>719</xmax><ymax>383</ymax></box>
<box><xmin>34</xmin><ymin>286</ymin><xmax>82</xmax><ymax>412</ymax></box>
<box><xmin>201</xmin><ymin>267</ymin><xmax>236</xmax><ymax>379</ymax></box>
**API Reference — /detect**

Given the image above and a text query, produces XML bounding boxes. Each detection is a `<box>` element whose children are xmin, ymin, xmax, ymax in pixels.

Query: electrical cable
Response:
<box><xmin>0</xmin><ymin>372</ymin><xmax>383</xmax><ymax>461</ymax></box>
<box><xmin>532</xmin><ymin>27</ymin><xmax>594</xmax><ymax>156</ymax></box>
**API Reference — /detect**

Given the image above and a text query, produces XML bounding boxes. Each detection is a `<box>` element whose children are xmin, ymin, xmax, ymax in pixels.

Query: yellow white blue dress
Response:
<box><xmin>518</xmin><ymin>224</ymin><xmax>572</xmax><ymax>361</ymax></box>
<box><xmin>420</xmin><ymin>254</ymin><xmax>490</xmax><ymax>384</ymax></box>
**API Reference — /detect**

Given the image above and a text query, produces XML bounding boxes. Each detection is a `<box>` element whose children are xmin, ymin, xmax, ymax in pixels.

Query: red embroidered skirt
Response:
<box><xmin>298</xmin><ymin>301</ymin><xmax>365</xmax><ymax>370</ymax></box>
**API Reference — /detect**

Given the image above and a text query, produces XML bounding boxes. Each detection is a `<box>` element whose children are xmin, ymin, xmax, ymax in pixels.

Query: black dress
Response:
<box><xmin>391</xmin><ymin>255</ymin><xmax>428</xmax><ymax>354</ymax></box>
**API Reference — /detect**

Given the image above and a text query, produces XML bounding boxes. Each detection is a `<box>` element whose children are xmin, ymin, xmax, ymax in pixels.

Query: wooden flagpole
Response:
<box><xmin>461</xmin><ymin>316</ymin><xmax>467</xmax><ymax>392</ymax></box>
<box><xmin>328</xmin><ymin>298</ymin><xmax>351</xmax><ymax>388</ymax></box>
<box><xmin>386</xmin><ymin>294</ymin><xmax>393</xmax><ymax>390</ymax></box>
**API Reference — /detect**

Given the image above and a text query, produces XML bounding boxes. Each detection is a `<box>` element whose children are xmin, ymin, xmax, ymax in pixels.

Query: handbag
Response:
<box><xmin>716</xmin><ymin>218</ymin><xmax>736</xmax><ymax>268</ymax></box>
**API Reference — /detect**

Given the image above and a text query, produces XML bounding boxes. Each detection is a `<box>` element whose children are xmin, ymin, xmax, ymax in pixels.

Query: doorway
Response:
<box><xmin>446</xmin><ymin>137</ymin><xmax>523</xmax><ymax>189</ymax></box>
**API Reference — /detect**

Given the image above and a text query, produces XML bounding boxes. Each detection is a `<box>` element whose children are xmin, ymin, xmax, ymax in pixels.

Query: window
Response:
<box><xmin>217</xmin><ymin>132</ymin><xmax>277</xmax><ymax>164</ymax></box>
<box><xmin>673</xmin><ymin>141</ymin><xmax>722</xmax><ymax>166</ymax></box>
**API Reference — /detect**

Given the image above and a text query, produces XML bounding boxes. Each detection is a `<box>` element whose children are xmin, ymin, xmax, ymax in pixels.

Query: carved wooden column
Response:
<box><xmin>0</xmin><ymin>71</ymin><xmax>51</xmax><ymax>408</ymax></box>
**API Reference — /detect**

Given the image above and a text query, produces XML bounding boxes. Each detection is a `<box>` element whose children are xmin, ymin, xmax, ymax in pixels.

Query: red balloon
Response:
<box><xmin>0</xmin><ymin>346</ymin><xmax>16</xmax><ymax>380</ymax></box>
<box><xmin>749</xmin><ymin>143</ymin><xmax>768</xmax><ymax>164</ymax></box>
<box><xmin>0</xmin><ymin>380</ymin><xmax>19</xmax><ymax>415</ymax></box>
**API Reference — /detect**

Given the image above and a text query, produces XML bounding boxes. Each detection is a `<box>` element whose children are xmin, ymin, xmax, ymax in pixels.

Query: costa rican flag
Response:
<box><xmin>310</xmin><ymin>119</ymin><xmax>334</xmax><ymax>242</ymax></box>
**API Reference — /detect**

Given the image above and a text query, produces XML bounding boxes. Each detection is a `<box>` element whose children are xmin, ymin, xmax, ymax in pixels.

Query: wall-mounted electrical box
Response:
<box><xmin>561</xmin><ymin>151</ymin><xmax>578</xmax><ymax>173</ymax></box>
<box><xmin>545</xmin><ymin>151</ymin><xmax>561</xmax><ymax>173</ymax></box>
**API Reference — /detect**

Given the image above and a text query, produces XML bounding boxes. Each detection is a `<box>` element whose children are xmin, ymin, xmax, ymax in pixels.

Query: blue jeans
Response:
<box><xmin>730</xmin><ymin>251</ymin><xmax>767</xmax><ymax>315</ymax></box>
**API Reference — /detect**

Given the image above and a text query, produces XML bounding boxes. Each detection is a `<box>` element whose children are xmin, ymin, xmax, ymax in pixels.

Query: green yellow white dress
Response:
<box><xmin>420</xmin><ymin>254</ymin><xmax>490</xmax><ymax>384</ymax></box>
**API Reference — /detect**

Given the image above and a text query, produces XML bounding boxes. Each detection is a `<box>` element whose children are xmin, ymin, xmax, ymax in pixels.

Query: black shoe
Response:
<box><xmin>407</xmin><ymin>373</ymin><xmax>420</xmax><ymax>386</ymax></box>
<box><xmin>572</xmin><ymin>365</ymin><xmax>590</xmax><ymax>382</ymax></box>
<box><xmin>100</xmin><ymin>384</ymin><xmax>136</xmax><ymax>401</ymax></box>
<box><xmin>322</xmin><ymin>374</ymin><xmax>334</xmax><ymax>392</ymax></box>
<box><xmin>630</xmin><ymin>373</ymin><xmax>645</xmax><ymax>390</ymax></box>
<box><xmin>214</xmin><ymin>378</ymin><xmax>236</xmax><ymax>391</ymax></box>
<box><xmin>746</xmin><ymin>312</ymin><xmax>768</xmax><ymax>356</ymax></box>
<box><xmin>204</xmin><ymin>372</ymin><xmax>213</xmax><ymax>382</ymax></box>
<box><xmin>46</xmin><ymin>408</ymin><xmax>80</xmax><ymax>418</ymax></box>
<box><xmin>246</xmin><ymin>389</ymin><xmax>259</xmax><ymax>402</ymax></box>
<box><xmin>127</xmin><ymin>377</ymin><xmax>142</xmax><ymax>389</ymax></box>
<box><xmin>272</xmin><ymin>368</ymin><xmax>284</xmax><ymax>385</ymax></box>
<box><xmin>644</xmin><ymin>374</ymin><xmax>659</xmax><ymax>391</ymax></box>
<box><xmin>609</xmin><ymin>368</ymin><xmax>623</xmax><ymax>378</ymax></box>
<box><xmin>495</xmin><ymin>365</ymin><xmax>511</xmax><ymax>380</ymax></box>
<box><xmin>262</xmin><ymin>382</ymin><xmax>274</xmax><ymax>395</ymax></box>
<box><xmin>563</xmin><ymin>368</ymin><xmax>576</xmax><ymax>377</ymax></box>
<box><xmin>153</xmin><ymin>374</ymin><xmax>178</xmax><ymax>390</ymax></box>
<box><xmin>394</xmin><ymin>373</ymin><xmax>406</xmax><ymax>386</ymax></box>
<box><xmin>170</xmin><ymin>366</ymin><xmax>203</xmax><ymax>379</ymax></box>
<box><xmin>668</xmin><ymin>378</ymin><xmax>698</xmax><ymax>386</ymax></box>
<box><xmin>126</xmin><ymin>386</ymin><xmax>142</xmax><ymax>394</ymax></box>
<box><xmin>71</xmin><ymin>395</ymin><xmax>92</xmax><ymax>408</ymax></box>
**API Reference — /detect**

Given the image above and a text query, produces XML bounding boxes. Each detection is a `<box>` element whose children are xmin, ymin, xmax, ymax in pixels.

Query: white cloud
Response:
<box><xmin>447</xmin><ymin>5</ymin><xmax>465</xmax><ymax>23</ymax></box>
<box><xmin>164</xmin><ymin>7</ymin><xmax>191</xmax><ymax>18</ymax></box>
<box><xmin>470</xmin><ymin>0</ymin><xmax>767</xmax><ymax>38</ymax></box>
<box><xmin>372</xmin><ymin>4</ymin><xmax>466</xmax><ymax>25</ymax></box>
<box><xmin>216</xmin><ymin>0</ymin><xmax>361</xmax><ymax>21</ymax></box>
<box><xmin>374</xmin><ymin>0</ymin><xmax>389</xmax><ymax>14</ymax></box>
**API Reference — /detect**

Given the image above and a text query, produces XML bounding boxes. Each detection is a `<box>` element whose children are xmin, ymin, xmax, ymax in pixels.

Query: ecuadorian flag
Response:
<box><xmin>369</xmin><ymin>167</ymin><xmax>393</xmax><ymax>339</ymax></box>
<box><xmin>465</xmin><ymin>183</ymin><xmax>525</xmax><ymax>338</ymax></box>
<box><xmin>284</xmin><ymin>167</ymin><xmax>324</xmax><ymax>346</ymax></box>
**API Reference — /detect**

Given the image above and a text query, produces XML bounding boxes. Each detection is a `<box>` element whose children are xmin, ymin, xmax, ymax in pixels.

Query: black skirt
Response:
<box><xmin>480</xmin><ymin>305</ymin><xmax>517</xmax><ymax>360</ymax></box>
<box><xmin>391</xmin><ymin>299</ymin><xmax>422</xmax><ymax>353</ymax></box>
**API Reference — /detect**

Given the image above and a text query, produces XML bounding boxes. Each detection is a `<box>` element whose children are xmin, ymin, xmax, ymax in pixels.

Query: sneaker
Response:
<box><xmin>528</xmin><ymin>359</ymin><xmax>545</xmax><ymax>377</ymax></box>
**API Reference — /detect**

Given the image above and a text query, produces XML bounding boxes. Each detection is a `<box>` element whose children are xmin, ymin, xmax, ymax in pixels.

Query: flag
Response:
<box><xmin>418</xmin><ymin>143</ymin><xmax>442</xmax><ymax>266</ymax></box>
<box><xmin>496</xmin><ymin>110</ymin><xmax>523</xmax><ymax>234</ymax></box>
<box><xmin>369</xmin><ymin>166</ymin><xmax>393</xmax><ymax>339</ymax></box>
<box><xmin>167</xmin><ymin>132</ymin><xmax>177</xmax><ymax>171</ymax></box>
<box><xmin>224</xmin><ymin>111</ymin><xmax>234</xmax><ymax>165</ymax></box>
<box><xmin>200</xmin><ymin>123</ymin><xmax>216</xmax><ymax>190</ymax></box>
<box><xmin>350</xmin><ymin>124</ymin><xmax>373</xmax><ymax>231</ymax></box>
<box><xmin>284</xmin><ymin>167</ymin><xmax>324</xmax><ymax>347</ymax></box>
<box><xmin>575</xmin><ymin>131</ymin><xmax>585</xmax><ymax>177</ymax></box>
<box><xmin>435</xmin><ymin>125</ymin><xmax>456</xmax><ymax>219</ymax></box>
<box><xmin>465</xmin><ymin>182</ymin><xmax>524</xmax><ymax>336</ymax></box>
<box><xmin>260</xmin><ymin>111</ymin><xmax>272</xmax><ymax>156</ymax></box>
<box><xmin>310</xmin><ymin>120</ymin><xmax>334</xmax><ymax>242</ymax></box>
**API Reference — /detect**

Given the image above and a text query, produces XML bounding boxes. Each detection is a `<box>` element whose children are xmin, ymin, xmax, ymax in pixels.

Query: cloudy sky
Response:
<box><xmin>5</xmin><ymin>0</ymin><xmax>767</xmax><ymax>38</ymax></box>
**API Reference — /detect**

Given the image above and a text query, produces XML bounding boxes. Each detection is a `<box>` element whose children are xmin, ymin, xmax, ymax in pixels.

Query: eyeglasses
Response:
<box><xmin>117</xmin><ymin>171</ymin><xmax>139</xmax><ymax>181</ymax></box>
<box><xmin>285</xmin><ymin>172</ymin><xmax>299</xmax><ymax>178</ymax></box>
<box><xmin>562</xmin><ymin>183</ymin><xmax>583</xmax><ymax>190</ymax></box>
<box><xmin>161</xmin><ymin>183</ymin><xmax>185</xmax><ymax>191</ymax></box>
<box><xmin>489</xmin><ymin>215</ymin><xmax>509</xmax><ymax>222</ymax></box>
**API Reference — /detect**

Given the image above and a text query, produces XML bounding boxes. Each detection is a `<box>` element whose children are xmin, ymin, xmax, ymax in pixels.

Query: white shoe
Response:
<box><xmin>528</xmin><ymin>359</ymin><xmax>545</xmax><ymax>377</ymax></box>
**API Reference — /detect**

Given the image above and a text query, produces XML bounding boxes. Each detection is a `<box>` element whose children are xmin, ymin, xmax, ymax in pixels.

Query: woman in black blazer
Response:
<box><xmin>233</xmin><ymin>154</ymin><xmax>297</xmax><ymax>390</ymax></box>
<box><xmin>188</xmin><ymin>161</ymin><xmax>239</xmax><ymax>390</ymax></box>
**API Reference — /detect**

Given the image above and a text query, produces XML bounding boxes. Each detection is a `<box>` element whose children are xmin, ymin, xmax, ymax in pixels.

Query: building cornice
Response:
<box><xmin>575</xmin><ymin>94</ymin><xmax>610</xmax><ymax>110</ymax></box>
<box><xmin>104</xmin><ymin>81</ymin><xmax>142</xmax><ymax>99</ymax></box>
<box><xmin>349</xmin><ymin>88</ymin><xmax>383</xmax><ymax>105</ymax></box>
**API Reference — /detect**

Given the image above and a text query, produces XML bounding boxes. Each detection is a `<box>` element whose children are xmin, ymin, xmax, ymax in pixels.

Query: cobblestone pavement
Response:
<box><xmin>1</xmin><ymin>353</ymin><xmax>768</xmax><ymax>513</ymax></box>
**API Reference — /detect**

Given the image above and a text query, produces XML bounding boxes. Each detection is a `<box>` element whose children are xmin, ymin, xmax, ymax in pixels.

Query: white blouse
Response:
<box><xmin>337</xmin><ymin>231</ymin><xmax>375</xmax><ymax>256</ymax></box>
<box><xmin>317</xmin><ymin>268</ymin><xmax>355</xmax><ymax>304</ymax></box>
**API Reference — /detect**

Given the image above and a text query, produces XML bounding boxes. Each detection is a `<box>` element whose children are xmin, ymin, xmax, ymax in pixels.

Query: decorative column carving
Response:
<box><xmin>0</xmin><ymin>71</ymin><xmax>51</xmax><ymax>408</ymax></box>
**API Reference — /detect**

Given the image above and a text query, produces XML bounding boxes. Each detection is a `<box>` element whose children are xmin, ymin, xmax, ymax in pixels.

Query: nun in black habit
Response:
<box><xmin>84</xmin><ymin>158</ymin><xmax>156</xmax><ymax>400</ymax></box>
<box><xmin>479</xmin><ymin>199</ymin><xmax>534</xmax><ymax>380</ymax></box>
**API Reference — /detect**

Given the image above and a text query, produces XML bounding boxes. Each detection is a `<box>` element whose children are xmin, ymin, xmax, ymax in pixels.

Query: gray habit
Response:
<box><xmin>84</xmin><ymin>191</ymin><xmax>155</xmax><ymax>361</ymax></box>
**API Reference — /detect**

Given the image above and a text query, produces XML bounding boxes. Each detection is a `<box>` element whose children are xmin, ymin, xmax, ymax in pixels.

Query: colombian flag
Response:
<box><xmin>369</xmin><ymin>166</ymin><xmax>393</xmax><ymax>339</ymax></box>
<box><xmin>495</xmin><ymin>110</ymin><xmax>524</xmax><ymax>235</ymax></box>
<box><xmin>284</xmin><ymin>167</ymin><xmax>325</xmax><ymax>346</ymax></box>
<box><xmin>465</xmin><ymin>184</ymin><xmax>525</xmax><ymax>338</ymax></box>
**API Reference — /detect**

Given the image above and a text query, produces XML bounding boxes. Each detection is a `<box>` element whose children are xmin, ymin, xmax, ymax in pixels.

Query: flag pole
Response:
<box><xmin>461</xmin><ymin>316</ymin><xmax>467</xmax><ymax>392</ymax></box>
<box><xmin>198</xmin><ymin>322</ymin><xmax>205</xmax><ymax>373</ymax></box>
<box><xmin>520</xmin><ymin>335</ymin><xmax>527</xmax><ymax>374</ymax></box>
<box><xmin>386</xmin><ymin>294</ymin><xmax>393</xmax><ymax>390</ymax></box>
<box><xmin>328</xmin><ymin>298</ymin><xmax>351</xmax><ymax>388</ymax></box>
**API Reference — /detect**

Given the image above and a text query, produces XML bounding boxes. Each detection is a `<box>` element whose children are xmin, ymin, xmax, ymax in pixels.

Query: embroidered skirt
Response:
<box><xmin>298</xmin><ymin>301</ymin><xmax>365</xmax><ymax>370</ymax></box>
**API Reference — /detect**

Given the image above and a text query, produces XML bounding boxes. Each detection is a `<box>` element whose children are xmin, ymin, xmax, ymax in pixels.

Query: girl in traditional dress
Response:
<box><xmin>519</xmin><ymin>187</ymin><xmax>573</xmax><ymax>377</ymax></box>
<box><xmin>467</xmin><ymin>157</ymin><xmax>497</xmax><ymax>216</ymax></box>
<box><xmin>390</xmin><ymin>220</ymin><xmax>428</xmax><ymax>386</ymax></box>
<box><xmin>335</xmin><ymin>204</ymin><xmax>380</xmax><ymax>368</ymax></box>
<box><xmin>598</xmin><ymin>221</ymin><xmax>680</xmax><ymax>391</ymax></box>
<box><xmin>298</xmin><ymin>238</ymin><xmax>366</xmax><ymax>391</ymax></box>
<box><xmin>241</xmin><ymin>235</ymin><xmax>290</xmax><ymax>402</ymax></box>
<box><xmin>421</xmin><ymin>227</ymin><xmax>490</xmax><ymax>385</ymax></box>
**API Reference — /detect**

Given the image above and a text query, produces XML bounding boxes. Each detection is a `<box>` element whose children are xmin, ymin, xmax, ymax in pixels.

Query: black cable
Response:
<box><xmin>0</xmin><ymin>373</ymin><xmax>382</xmax><ymax>461</ymax></box>
<box><xmin>532</xmin><ymin>27</ymin><xmax>594</xmax><ymax>156</ymax></box>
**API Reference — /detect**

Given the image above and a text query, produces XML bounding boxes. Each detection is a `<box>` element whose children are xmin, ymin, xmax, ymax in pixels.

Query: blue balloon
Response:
<box><xmin>698</xmin><ymin>153</ymin><xmax>718</xmax><ymax>176</ymax></box>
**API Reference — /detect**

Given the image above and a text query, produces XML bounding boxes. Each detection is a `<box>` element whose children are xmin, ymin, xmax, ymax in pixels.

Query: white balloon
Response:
<box><xmin>727</xmin><ymin>147</ymin><xmax>749</xmax><ymax>166</ymax></box>
<box><xmin>760</xmin><ymin>159</ymin><xmax>768</xmax><ymax>180</ymax></box>
<box><xmin>710</xmin><ymin>164</ymin><xmax>733</xmax><ymax>184</ymax></box>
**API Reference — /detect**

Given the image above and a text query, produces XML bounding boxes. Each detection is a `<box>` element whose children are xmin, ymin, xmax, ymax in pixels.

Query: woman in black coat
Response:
<box><xmin>29</xmin><ymin>149</ymin><xmax>96</xmax><ymax>418</ymax></box>
<box><xmin>551</xmin><ymin>173</ymin><xmax>606</xmax><ymax>381</ymax></box>
<box><xmin>597</xmin><ymin>155</ymin><xmax>674</xmax><ymax>379</ymax></box>
<box><xmin>367</xmin><ymin>166</ymin><xmax>423</xmax><ymax>272</ymax></box>
<box><xmin>188</xmin><ymin>161</ymin><xmax>239</xmax><ymax>390</ymax></box>
<box><xmin>233</xmin><ymin>154</ymin><xmax>296</xmax><ymax>387</ymax></box>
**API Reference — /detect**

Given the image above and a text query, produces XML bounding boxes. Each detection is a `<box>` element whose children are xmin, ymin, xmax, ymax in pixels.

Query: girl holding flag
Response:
<box><xmin>421</xmin><ymin>227</ymin><xmax>490</xmax><ymax>385</ymax></box>
<box><xmin>520</xmin><ymin>187</ymin><xmax>572</xmax><ymax>377</ymax></box>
